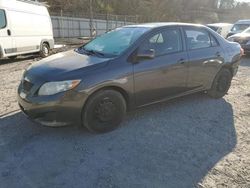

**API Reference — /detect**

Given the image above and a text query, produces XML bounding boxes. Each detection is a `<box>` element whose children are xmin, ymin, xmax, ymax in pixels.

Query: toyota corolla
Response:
<box><xmin>18</xmin><ymin>23</ymin><xmax>242</xmax><ymax>133</ymax></box>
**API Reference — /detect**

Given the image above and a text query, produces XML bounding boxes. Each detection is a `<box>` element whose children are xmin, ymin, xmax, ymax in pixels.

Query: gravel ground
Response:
<box><xmin>0</xmin><ymin>53</ymin><xmax>250</xmax><ymax>188</ymax></box>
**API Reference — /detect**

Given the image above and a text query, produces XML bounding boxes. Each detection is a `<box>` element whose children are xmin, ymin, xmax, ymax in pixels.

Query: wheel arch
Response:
<box><xmin>84</xmin><ymin>86</ymin><xmax>130</xmax><ymax>111</ymax></box>
<box><xmin>40</xmin><ymin>40</ymin><xmax>50</xmax><ymax>49</ymax></box>
<box><xmin>40</xmin><ymin>39</ymin><xmax>54</xmax><ymax>50</ymax></box>
<box><xmin>0</xmin><ymin>45</ymin><xmax>4</xmax><ymax>58</ymax></box>
<box><xmin>221</xmin><ymin>64</ymin><xmax>234</xmax><ymax>76</ymax></box>
<box><xmin>207</xmin><ymin>64</ymin><xmax>233</xmax><ymax>90</ymax></box>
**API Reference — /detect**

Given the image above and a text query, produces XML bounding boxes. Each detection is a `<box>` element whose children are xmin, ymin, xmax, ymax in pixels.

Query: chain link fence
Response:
<box><xmin>50</xmin><ymin>11</ymin><xmax>139</xmax><ymax>39</ymax></box>
<box><xmin>50</xmin><ymin>8</ymin><xmax>249</xmax><ymax>40</ymax></box>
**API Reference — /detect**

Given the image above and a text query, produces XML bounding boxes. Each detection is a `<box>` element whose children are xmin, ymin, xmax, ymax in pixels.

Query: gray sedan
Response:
<box><xmin>18</xmin><ymin>23</ymin><xmax>242</xmax><ymax>133</ymax></box>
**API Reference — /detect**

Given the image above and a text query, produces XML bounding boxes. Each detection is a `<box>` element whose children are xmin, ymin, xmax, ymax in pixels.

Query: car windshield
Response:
<box><xmin>78</xmin><ymin>27</ymin><xmax>150</xmax><ymax>57</ymax></box>
<box><xmin>231</xmin><ymin>24</ymin><xmax>250</xmax><ymax>32</ymax></box>
<box><xmin>243</xmin><ymin>27</ymin><xmax>250</xmax><ymax>34</ymax></box>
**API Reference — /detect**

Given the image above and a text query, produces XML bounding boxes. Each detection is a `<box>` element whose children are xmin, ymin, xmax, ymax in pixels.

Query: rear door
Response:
<box><xmin>0</xmin><ymin>9</ymin><xmax>14</xmax><ymax>57</ymax></box>
<box><xmin>133</xmin><ymin>27</ymin><xmax>189</xmax><ymax>106</ymax></box>
<box><xmin>183</xmin><ymin>26</ymin><xmax>225</xmax><ymax>90</ymax></box>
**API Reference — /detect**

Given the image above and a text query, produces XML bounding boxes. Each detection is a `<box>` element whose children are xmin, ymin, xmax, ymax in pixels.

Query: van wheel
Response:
<box><xmin>208</xmin><ymin>68</ymin><xmax>232</xmax><ymax>99</ymax></box>
<box><xmin>82</xmin><ymin>90</ymin><xmax>126</xmax><ymax>133</ymax></box>
<box><xmin>40</xmin><ymin>43</ymin><xmax>50</xmax><ymax>58</ymax></box>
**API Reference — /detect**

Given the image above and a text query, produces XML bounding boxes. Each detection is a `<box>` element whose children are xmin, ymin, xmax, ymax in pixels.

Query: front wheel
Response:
<box><xmin>82</xmin><ymin>90</ymin><xmax>126</xmax><ymax>133</ymax></box>
<box><xmin>40</xmin><ymin>43</ymin><xmax>50</xmax><ymax>58</ymax></box>
<box><xmin>207</xmin><ymin>68</ymin><xmax>232</xmax><ymax>99</ymax></box>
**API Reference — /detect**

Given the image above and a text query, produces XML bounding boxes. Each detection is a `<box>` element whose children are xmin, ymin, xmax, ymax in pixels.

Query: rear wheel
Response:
<box><xmin>82</xmin><ymin>90</ymin><xmax>126</xmax><ymax>133</ymax></box>
<box><xmin>207</xmin><ymin>68</ymin><xmax>232</xmax><ymax>99</ymax></box>
<box><xmin>40</xmin><ymin>43</ymin><xmax>50</xmax><ymax>58</ymax></box>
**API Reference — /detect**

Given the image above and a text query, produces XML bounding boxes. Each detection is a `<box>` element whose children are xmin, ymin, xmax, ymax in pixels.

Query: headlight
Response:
<box><xmin>38</xmin><ymin>80</ymin><xmax>81</xmax><ymax>96</ymax></box>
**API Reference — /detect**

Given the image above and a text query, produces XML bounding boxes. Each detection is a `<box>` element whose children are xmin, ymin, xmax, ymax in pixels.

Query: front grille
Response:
<box><xmin>22</xmin><ymin>80</ymin><xmax>33</xmax><ymax>93</ymax></box>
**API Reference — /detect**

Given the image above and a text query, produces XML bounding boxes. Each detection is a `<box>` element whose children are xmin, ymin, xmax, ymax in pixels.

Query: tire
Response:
<box><xmin>207</xmin><ymin>68</ymin><xmax>232</xmax><ymax>99</ymax></box>
<box><xmin>40</xmin><ymin>43</ymin><xmax>50</xmax><ymax>58</ymax></box>
<box><xmin>82</xmin><ymin>90</ymin><xmax>126</xmax><ymax>133</ymax></box>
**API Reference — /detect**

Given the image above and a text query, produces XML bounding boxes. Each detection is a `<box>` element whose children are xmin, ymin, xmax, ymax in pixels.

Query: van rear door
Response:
<box><xmin>0</xmin><ymin>9</ymin><xmax>14</xmax><ymax>58</ymax></box>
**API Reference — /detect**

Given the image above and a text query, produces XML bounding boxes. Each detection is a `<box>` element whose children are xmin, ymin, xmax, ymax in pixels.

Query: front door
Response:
<box><xmin>133</xmin><ymin>27</ymin><xmax>189</xmax><ymax>107</ymax></box>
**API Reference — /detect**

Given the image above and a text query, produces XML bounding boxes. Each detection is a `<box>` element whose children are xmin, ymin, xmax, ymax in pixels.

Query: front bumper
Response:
<box><xmin>241</xmin><ymin>44</ymin><xmax>250</xmax><ymax>53</ymax></box>
<box><xmin>17</xmin><ymin>90</ymin><xmax>88</xmax><ymax>127</ymax></box>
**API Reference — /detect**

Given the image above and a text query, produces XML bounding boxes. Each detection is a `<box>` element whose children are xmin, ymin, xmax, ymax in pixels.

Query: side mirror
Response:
<box><xmin>137</xmin><ymin>49</ymin><xmax>155</xmax><ymax>60</ymax></box>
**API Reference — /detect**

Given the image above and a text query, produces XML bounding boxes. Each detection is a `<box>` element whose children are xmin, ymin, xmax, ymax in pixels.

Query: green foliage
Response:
<box><xmin>45</xmin><ymin>0</ymin><xmax>250</xmax><ymax>23</ymax></box>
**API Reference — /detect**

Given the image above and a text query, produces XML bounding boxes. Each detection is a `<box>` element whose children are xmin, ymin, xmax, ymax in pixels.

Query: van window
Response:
<box><xmin>0</xmin><ymin>9</ymin><xmax>6</xmax><ymax>29</ymax></box>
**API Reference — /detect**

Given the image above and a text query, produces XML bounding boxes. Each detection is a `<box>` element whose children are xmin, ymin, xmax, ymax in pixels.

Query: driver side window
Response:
<box><xmin>0</xmin><ymin>9</ymin><xmax>7</xmax><ymax>29</ymax></box>
<box><xmin>139</xmin><ymin>28</ymin><xmax>183</xmax><ymax>57</ymax></box>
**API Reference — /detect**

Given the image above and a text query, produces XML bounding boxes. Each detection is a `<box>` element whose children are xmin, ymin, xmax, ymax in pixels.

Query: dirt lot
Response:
<box><xmin>0</xmin><ymin>54</ymin><xmax>250</xmax><ymax>188</ymax></box>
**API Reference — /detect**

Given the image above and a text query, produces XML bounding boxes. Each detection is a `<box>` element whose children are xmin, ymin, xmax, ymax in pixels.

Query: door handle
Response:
<box><xmin>7</xmin><ymin>29</ymin><xmax>11</xmax><ymax>36</ymax></box>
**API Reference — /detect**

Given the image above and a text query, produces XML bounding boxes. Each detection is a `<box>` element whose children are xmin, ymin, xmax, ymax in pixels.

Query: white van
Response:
<box><xmin>0</xmin><ymin>0</ymin><xmax>54</xmax><ymax>59</ymax></box>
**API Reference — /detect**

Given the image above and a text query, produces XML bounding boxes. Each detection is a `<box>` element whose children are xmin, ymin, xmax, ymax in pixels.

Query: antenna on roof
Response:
<box><xmin>16</xmin><ymin>0</ymin><xmax>49</xmax><ymax>7</ymax></box>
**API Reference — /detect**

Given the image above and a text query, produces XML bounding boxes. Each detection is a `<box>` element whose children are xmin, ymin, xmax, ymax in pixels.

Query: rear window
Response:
<box><xmin>184</xmin><ymin>28</ymin><xmax>218</xmax><ymax>50</ymax></box>
<box><xmin>185</xmin><ymin>29</ymin><xmax>211</xmax><ymax>50</ymax></box>
<box><xmin>0</xmin><ymin>9</ymin><xmax>6</xmax><ymax>29</ymax></box>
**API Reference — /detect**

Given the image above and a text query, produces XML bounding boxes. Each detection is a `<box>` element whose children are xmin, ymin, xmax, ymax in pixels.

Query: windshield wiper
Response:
<box><xmin>78</xmin><ymin>47</ymin><xmax>105</xmax><ymax>57</ymax></box>
<box><xmin>87</xmin><ymin>50</ymin><xmax>105</xmax><ymax>57</ymax></box>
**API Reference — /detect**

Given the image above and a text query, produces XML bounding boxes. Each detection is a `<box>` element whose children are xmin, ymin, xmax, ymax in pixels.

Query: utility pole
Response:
<box><xmin>89</xmin><ymin>0</ymin><xmax>94</xmax><ymax>38</ymax></box>
<box><xmin>106</xmin><ymin>0</ymin><xmax>110</xmax><ymax>32</ymax></box>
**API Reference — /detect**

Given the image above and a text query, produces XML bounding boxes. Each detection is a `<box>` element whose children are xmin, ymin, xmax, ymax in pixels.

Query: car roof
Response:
<box><xmin>123</xmin><ymin>22</ymin><xmax>205</xmax><ymax>29</ymax></box>
<box><xmin>207</xmin><ymin>23</ymin><xmax>233</xmax><ymax>27</ymax></box>
<box><xmin>235</xmin><ymin>20</ymin><xmax>250</xmax><ymax>24</ymax></box>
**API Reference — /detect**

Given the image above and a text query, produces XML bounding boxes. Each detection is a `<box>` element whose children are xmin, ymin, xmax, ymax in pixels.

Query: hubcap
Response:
<box><xmin>43</xmin><ymin>46</ymin><xmax>49</xmax><ymax>56</ymax></box>
<box><xmin>95</xmin><ymin>98</ymin><xmax>116</xmax><ymax>122</ymax></box>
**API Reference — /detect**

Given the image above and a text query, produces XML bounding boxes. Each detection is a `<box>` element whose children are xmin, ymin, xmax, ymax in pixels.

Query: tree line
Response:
<box><xmin>44</xmin><ymin>0</ymin><xmax>250</xmax><ymax>23</ymax></box>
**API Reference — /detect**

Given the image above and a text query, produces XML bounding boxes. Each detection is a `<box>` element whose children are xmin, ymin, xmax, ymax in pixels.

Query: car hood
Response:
<box><xmin>26</xmin><ymin>50</ymin><xmax>112</xmax><ymax>81</ymax></box>
<box><xmin>231</xmin><ymin>32</ymin><xmax>250</xmax><ymax>38</ymax></box>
